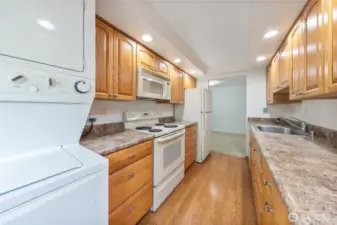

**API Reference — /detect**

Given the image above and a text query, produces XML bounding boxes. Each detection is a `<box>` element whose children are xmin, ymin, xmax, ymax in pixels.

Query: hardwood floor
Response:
<box><xmin>139</xmin><ymin>152</ymin><xmax>256</xmax><ymax>225</ymax></box>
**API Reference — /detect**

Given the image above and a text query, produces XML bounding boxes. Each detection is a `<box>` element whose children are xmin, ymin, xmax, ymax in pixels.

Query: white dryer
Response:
<box><xmin>0</xmin><ymin>0</ymin><xmax>108</xmax><ymax>225</ymax></box>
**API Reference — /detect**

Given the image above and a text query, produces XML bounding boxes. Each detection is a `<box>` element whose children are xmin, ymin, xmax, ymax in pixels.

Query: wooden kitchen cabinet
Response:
<box><xmin>290</xmin><ymin>20</ymin><xmax>305</xmax><ymax>100</ymax></box>
<box><xmin>250</xmin><ymin>135</ymin><xmax>291</xmax><ymax>225</ymax></box>
<box><xmin>301</xmin><ymin>0</ymin><xmax>325</xmax><ymax>98</ymax></box>
<box><xmin>326</xmin><ymin>0</ymin><xmax>337</xmax><ymax>93</ymax></box>
<box><xmin>184</xmin><ymin>73</ymin><xmax>197</xmax><ymax>89</ymax></box>
<box><xmin>156</xmin><ymin>57</ymin><xmax>170</xmax><ymax>78</ymax></box>
<box><xmin>137</xmin><ymin>44</ymin><xmax>156</xmax><ymax>71</ymax></box>
<box><xmin>95</xmin><ymin>18</ymin><xmax>137</xmax><ymax>101</ymax></box>
<box><xmin>185</xmin><ymin>124</ymin><xmax>197</xmax><ymax>171</ymax></box>
<box><xmin>278</xmin><ymin>39</ymin><xmax>292</xmax><ymax>90</ymax></box>
<box><xmin>113</xmin><ymin>31</ymin><xmax>137</xmax><ymax>100</ymax></box>
<box><xmin>170</xmin><ymin>65</ymin><xmax>184</xmax><ymax>104</ymax></box>
<box><xmin>95</xmin><ymin>18</ymin><xmax>114</xmax><ymax>99</ymax></box>
<box><xmin>105</xmin><ymin>140</ymin><xmax>153</xmax><ymax>225</ymax></box>
<box><xmin>271</xmin><ymin>54</ymin><xmax>280</xmax><ymax>92</ymax></box>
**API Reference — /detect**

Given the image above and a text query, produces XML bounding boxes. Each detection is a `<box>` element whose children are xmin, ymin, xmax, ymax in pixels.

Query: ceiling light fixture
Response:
<box><xmin>174</xmin><ymin>58</ymin><xmax>181</xmax><ymax>63</ymax></box>
<box><xmin>190</xmin><ymin>70</ymin><xmax>196</xmax><ymax>74</ymax></box>
<box><xmin>37</xmin><ymin>19</ymin><xmax>55</xmax><ymax>30</ymax></box>
<box><xmin>141</xmin><ymin>34</ymin><xmax>153</xmax><ymax>42</ymax></box>
<box><xmin>256</xmin><ymin>56</ymin><xmax>267</xmax><ymax>62</ymax></box>
<box><xmin>264</xmin><ymin>30</ymin><xmax>279</xmax><ymax>39</ymax></box>
<box><xmin>209</xmin><ymin>80</ymin><xmax>220</xmax><ymax>86</ymax></box>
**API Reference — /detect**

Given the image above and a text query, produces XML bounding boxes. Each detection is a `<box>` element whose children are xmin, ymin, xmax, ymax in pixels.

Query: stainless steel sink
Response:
<box><xmin>256</xmin><ymin>125</ymin><xmax>305</xmax><ymax>136</ymax></box>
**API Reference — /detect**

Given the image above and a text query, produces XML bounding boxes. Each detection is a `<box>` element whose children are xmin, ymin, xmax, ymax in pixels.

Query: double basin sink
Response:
<box><xmin>256</xmin><ymin>125</ymin><xmax>305</xmax><ymax>136</ymax></box>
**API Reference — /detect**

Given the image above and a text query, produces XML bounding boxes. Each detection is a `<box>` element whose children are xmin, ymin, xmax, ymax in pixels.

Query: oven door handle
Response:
<box><xmin>156</xmin><ymin>130</ymin><xmax>185</xmax><ymax>143</ymax></box>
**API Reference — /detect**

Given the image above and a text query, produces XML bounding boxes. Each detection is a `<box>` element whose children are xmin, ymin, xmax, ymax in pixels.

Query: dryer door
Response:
<box><xmin>0</xmin><ymin>0</ymin><xmax>84</xmax><ymax>71</ymax></box>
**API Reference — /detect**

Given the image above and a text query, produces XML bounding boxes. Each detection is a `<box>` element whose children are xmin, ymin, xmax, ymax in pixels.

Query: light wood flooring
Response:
<box><xmin>139</xmin><ymin>152</ymin><xmax>256</xmax><ymax>225</ymax></box>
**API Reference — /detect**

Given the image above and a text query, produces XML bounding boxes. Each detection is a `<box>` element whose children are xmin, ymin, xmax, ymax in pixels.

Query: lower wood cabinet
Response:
<box><xmin>250</xmin><ymin>135</ymin><xmax>290</xmax><ymax>225</ymax></box>
<box><xmin>109</xmin><ymin>183</ymin><xmax>153</xmax><ymax>225</ymax></box>
<box><xmin>105</xmin><ymin>140</ymin><xmax>153</xmax><ymax>225</ymax></box>
<box><xmin>185</xmin><ymin>125</ymin><xmax>197</xmax><ymax>171</ymax></box>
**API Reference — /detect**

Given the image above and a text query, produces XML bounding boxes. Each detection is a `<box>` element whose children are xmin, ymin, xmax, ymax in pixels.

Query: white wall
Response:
<box><xmin>88</xmin><ymin>100</ymin><xmax>174</xmax><ymax>124</ymax></box>
<box><xmin>210</xmin><ymin>76</ymin><xmax>246</xmax><ymax>134</ymax></box>
<box><xmin>246</xmin><ymin>70</ymin><xmax>270</xmax><ymax>118</ymax></box>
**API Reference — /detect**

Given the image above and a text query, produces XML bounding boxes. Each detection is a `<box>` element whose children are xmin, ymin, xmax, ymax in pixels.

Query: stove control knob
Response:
<box><xmin>74</xmin><ymin>80</ymin><xmax>91</xmax><ymax>94</ymax></box>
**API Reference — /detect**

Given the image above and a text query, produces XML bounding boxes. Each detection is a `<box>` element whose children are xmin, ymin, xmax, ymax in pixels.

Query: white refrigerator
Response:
<box><xmin>175</xmin><ymin>88</ymin><xmax>212</xmax><ymax>163</ymax></box>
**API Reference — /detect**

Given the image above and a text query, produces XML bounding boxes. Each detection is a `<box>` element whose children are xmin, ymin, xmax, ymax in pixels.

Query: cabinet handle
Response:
<box><xmin>129</xmin><ymin>154</ymin><xmax>135</xmax><ymax>158</ymax></box>
<box><xmin>263</xmin><ymin>180</ymin><xmax>272</xmax><ymax>186</ymax></box>
<box><xmin>295</xmin><ymin>91</ymin><xmax>303</xmax><ymax>96</ymax></box>
<box><xmin>253</xmin><ymin>148</ymin><xmax>256</xmax><ymax>152</ymax></box>
<box><xmin>129</xmin><ymin>206</ymin><xmax>134</xmax><ymax>212</ymax></box>
<box><xmin>128</xmin><ymin>173</ymin><xmax>134</xmax><ymax>178</ymax></box>
<box><xmin>265</xmin><ymin>205</ymin><xmax>274</xmax><ymax>213</ymax></box>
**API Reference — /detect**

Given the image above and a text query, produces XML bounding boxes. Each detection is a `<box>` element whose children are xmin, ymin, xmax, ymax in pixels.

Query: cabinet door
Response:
<box><xmin>95</xmin><ymin>19</ymin><xmax>114</xmax><ymax>99</ymax></box>
<box><xmin>184</xmin><ymin>73</ymin><xmax>197</xmax><ymax>89</ymax></box>
<box><xmin>113</xmin><ymin>31</ymin><xmax>137</xmax><ymax>100</ymax></box>
<box><xmin>328</xmin><ymin>0</ymin><xmax>337</xmax><ymax>92</ymax></box>
<box><xmin>271</xmin><ymin>54</ymin><xmax>280</xmax><ymax>92</ymax></box>
<box><xmin>266</xmin><ymin>69</ymin><xmax>274</xmax><ymax>104</ymax></box>
<box><xmin>279</xmin><ymin>40</ymin><xmax>291</xmax><ymax>89</ymax></box>
<box><xmin>156</xmin><ymin>57</ymin><xmax>170</xmax><ymax>78</ymax></box>
<box><xmin>302</xmin><ymin>0</ymin><xmax>324</xmax><ymax>97</ymax></box>
<box><xmin>170</xmin><ymin>66</ymin><xmax>184</xmax><ymax>103</ymax></box>
<box><xmin>290</xmin><ymin>21</ymin><xmax>304</xmax><ymax>99</ymax></box>
<box><xmin>137</xmin><ymin>44</ymin><xmax>156</xmax><ymax>71</ymax></box>
<box><xmin>179</xmin><ymin>71</ymin><xmax>185</xmax><ymax>102</ymax></box>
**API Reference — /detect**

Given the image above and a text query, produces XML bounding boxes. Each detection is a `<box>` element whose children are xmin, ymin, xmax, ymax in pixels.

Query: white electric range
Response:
<box><xmin>125</xmin><ymin>112</ymin><xmax>185</xmax><ymax>211</ymax></box>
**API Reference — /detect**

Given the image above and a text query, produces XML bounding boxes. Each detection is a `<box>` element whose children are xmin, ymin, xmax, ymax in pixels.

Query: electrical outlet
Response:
<box><xmin>263</xmin><ymin>107</ymin><xmax>269</xmax><ymax>113</ymax></box>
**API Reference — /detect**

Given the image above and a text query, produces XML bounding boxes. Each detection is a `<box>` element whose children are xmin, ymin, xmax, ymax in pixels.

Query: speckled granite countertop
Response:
<box><xmin>173</xmin><ymin>121</ymin><xmax>197</xmax><ymax>127</ymax></box>
<box><xmin>80</xmin><ymin>129</ymin><xmax>154</xmax><ymax>156</ymax></box>
<box><xmin>250</xmin><ymin>124</ymin><xmax>337</xmax><ymax>225</ymax></box>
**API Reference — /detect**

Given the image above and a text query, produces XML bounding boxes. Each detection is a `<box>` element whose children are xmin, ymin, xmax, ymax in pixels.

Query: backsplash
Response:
<box><xmin>81</xmin><ymin>122</ymin><xmax>124</xmax><ymax>140</ymax></box>
<box><xmin>88</xmin><ymin>100</ymin><xmax>174</xmax><ymax>124</ymax></box>
<box><xmin>268</xmin><ymin>99</ymin><xmax>337</xmax><ymax>131</ymax></box>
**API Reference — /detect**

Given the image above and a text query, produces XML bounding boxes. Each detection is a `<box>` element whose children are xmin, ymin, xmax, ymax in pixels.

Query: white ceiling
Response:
<box><xmin>96</xmin><ymin>0</ymin><xmax>306</xmax><ymax>77</ymax></box>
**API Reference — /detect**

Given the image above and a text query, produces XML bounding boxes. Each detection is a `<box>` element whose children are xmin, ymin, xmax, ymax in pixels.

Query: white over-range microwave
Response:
<box><xmin>137</xmin><ymin>67</ymin><xmax>171</xmax><ymax>100</ymax></box>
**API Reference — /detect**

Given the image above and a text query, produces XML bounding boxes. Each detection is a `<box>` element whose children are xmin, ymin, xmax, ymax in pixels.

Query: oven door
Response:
<box><xmin>137</xmin><ymin>69</ymin><xmax>170</xmax><ymax>100</ymax></box>
<box><xmin>153</xmin><ymin>130</ymin><xmax>185</xmax><ymax>186</ymax></box>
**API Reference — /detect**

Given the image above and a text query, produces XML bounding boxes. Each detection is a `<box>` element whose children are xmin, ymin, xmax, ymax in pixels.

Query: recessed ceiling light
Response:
<box><xmin>174</xmin><ymin>58</ymin><xmax>181</xmax><ymax>63</ymax></box>
<box><xmin>141</xmin><ymin>34</ymin><xmax>153</xmax><ymax>42</ymax></box>
<box><xmin>209</xmin><ymin>80</ymin><xmax>220</xmax><ymax>86</ymax></box>
<box><xmin>256</xmin><ymin>56</ymin><xmax>267</xmax><ymax>62</ymax></box>
<box><xmin>264</xmin><ymin>30</ymin><xmax>279</xmax><ymax>39</ymax></box>
<box><xmin>37</xmin><ymin>19</ymin><xmax>55</xmax><ymax>30</ymax></box>
<box><xmin>190</xmin><ymin>70</ymin><xmax>196</xmax><ymax>74</ymax></box>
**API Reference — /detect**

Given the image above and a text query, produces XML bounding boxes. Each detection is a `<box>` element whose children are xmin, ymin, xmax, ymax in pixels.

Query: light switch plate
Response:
<box><xmin>263</xmin><ymin>107</ymin><xmax>269</xmax><ymax>113</ymax></box>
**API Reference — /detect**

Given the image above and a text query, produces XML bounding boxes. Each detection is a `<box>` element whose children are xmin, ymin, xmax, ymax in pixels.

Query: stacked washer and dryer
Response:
<box><xmin>0</xmin><ymin>1</ymin><xmax>108</xmax><ymax>225</ymax></box>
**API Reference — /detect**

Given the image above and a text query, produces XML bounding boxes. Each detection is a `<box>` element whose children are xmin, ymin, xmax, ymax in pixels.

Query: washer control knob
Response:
<box><xmin>74</xmin><ymin>80</ymin><xmax>90</xmax><ymax>94</ymax></box>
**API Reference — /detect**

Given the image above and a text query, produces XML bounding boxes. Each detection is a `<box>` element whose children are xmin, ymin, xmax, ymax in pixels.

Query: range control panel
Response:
<box><xmin>0</xmin><ymin>66</ymin><xmax>94</xmax><ymax>103</ymax></box>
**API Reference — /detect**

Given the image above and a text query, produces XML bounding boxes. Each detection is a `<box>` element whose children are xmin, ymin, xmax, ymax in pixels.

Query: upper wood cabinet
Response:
<box><xmin>184</xmin><ymin>74</ymin><xmax>197</xmax><ymax>89</ymax></box>
<box><xmin>156</xmin><ymin>57</ymin><xmax>170</xmax><ymax>78</ymax></box>
<box><xmin>113</xmin><ymin>32</ymin><xmax>137</xmax><ymax>101</ymax></box>
<box><xmin>290</xmin><ymin>20</ymin><xmax>305</xmax><ymax>100</ymax></box>
<box><xmin>302</xmin><ymin>0</ymin><xmax>325</xmax><ymax>97</ymax></box>
<box><xmin>95</xmin><ymin>18</ymin><xmax>137</xmax><ymax>101</ymax></box>
<box><xmin>95</xmin><ymin>18</ymin><xmax>114</xmax><ymax>99</ymax></box>
<box><xmin>137</xmin><ymin>44</ymin><xmax>170</xmax><ymax>78</ymax></box>
<box><xmin>326</xmin><ymin>0</ymin><xmax>337</xmax><ymax>92</ymax></box>
<box><xmin>266</xmin><ymin>69</ymin><xmax>274</xmax><ymax>104</ymax></box>
<box><xmin>137</xmin><ymin>45</ymin><xmax>156</xmax><ymax>71</ymax></box>
<box><xmin>271</xmin><ymin>54</ymin><xmax>280</xmax><ymax>92</ymax></box>
<box><xmin>278</xmin><ymin>39</ymin><xmax>292</xmax><ymax>90</ymax></box>
<box><xmin>170</xmin><ymin>65</ymin><xmax>184</xmax><ymax>104</ymax></box>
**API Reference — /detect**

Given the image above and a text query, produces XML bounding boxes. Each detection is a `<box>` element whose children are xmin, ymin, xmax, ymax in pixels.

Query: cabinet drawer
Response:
<box><xmin>186</xmin><ymin>125</ymin><xmax>197</xmax><ymax>136</ymax></box>
<box><xmin>185</xmin><ymin>133</ymin><xmax>197</xmax><ymax>150</ymax></box>
<box><xmin>184</xmin><ymin>150</ymin><xmax>196</xmax><ymax>171</ymax></box>
<box><xmin>109</xmin><ymin>182</ymin><xmax>153</xmax><ymax>225</ymax></box>
<box><xmin>109</xmin><ymin>154</ymin><xmax>152</xmax><ymax>213</ymax></box>
<box><xmin>106</xmin><ymin>140</ymin><xmax>153</xmax><ymax>174</ymax></box>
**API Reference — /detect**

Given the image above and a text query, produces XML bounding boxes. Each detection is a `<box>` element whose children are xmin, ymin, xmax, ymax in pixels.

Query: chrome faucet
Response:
<box><xmin>276</xmin><ymin>117</ymin><xmax>309</xmax><ymax>133</ymax></box>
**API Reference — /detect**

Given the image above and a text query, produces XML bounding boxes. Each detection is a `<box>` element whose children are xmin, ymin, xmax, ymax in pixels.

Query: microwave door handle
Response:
<box><xmin>157</xmin><ymin>130</ymin><xmax>185</xmax><ymax>143</ymax></box>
